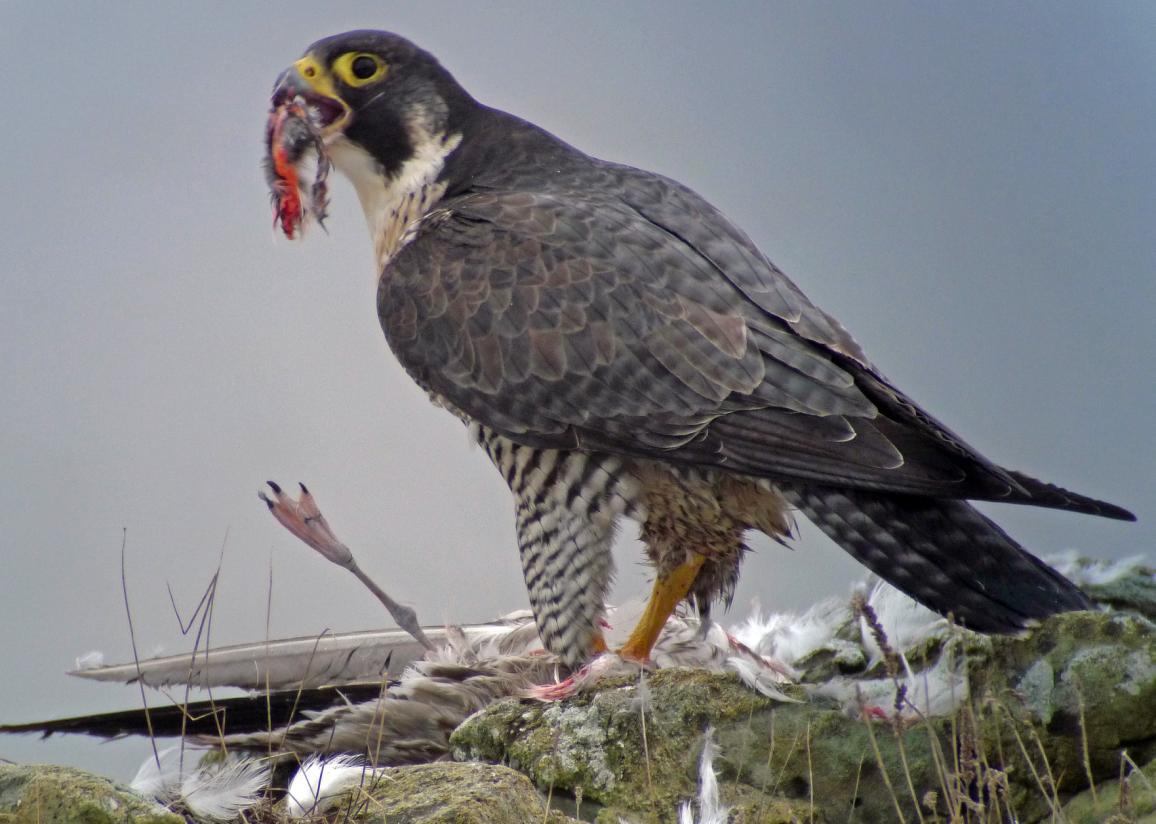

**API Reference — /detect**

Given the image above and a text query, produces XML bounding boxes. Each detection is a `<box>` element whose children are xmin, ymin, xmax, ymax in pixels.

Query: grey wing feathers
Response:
<box><xmin>385</xmin><ymin>190</ymin><xmax>878</xmax><ymax>451</ymax></box>
<box><xmin>617</xmin><ymin>166</ymin><xmax>871</xmax><ymax>365</ymax></box>
<box><xmin>382</xmin><ymin>171</ymin><xmax>1133</xmax><ymax>520</ymax></box>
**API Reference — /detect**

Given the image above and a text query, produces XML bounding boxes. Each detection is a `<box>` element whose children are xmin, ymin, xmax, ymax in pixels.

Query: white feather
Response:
<box><xmin>678</xmin><ymin>728</ymin><xmax>729</xmax><ymax>824</ymax></box>
<box><xmin>859</xmin><ymin>578</ymin><xmax>948</xmax><ymax>665</ymax></box>
<box><xmin>812</xmin><ymin>644</ymin><xmax>967</xmax><ymax>720</ymax></box>
<box><xmin>73</xmin><ymin>650</ymin><xmax>104</xmax><ymax>670</ymax></box>
<box><xmin>730</xmin><ymin>596</ymin><xmax>851</xmax><ymax>668</ymax></box>
<box><xmin>129</xmin><ymin>747</ymin><xmax>174</xmax><ymax>800</ymax></box>
<box><xmin>725</xmin><ymin>656</ymin><xmax>799</xmax><ymax>703</ymax></box>
<box><xmin>285</xmin><ymin>754</ymin><xmax>386</xmax><ymax>818</ymax></box>
<box><xmin>131</xmin><ymin>747</ymin><xmax>271</xmax><ymax>822</ymax></box>
<box><xmin>181</xmin><ymin>757</ymin><xmax>271</xmax><ymax>821</ymax></box>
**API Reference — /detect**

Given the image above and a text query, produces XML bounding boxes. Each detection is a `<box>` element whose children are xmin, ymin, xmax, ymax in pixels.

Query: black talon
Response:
<box><xmin>267</xmin><ymin>480</ymin><xmax>282</xmax><ymax>494</ymax></box>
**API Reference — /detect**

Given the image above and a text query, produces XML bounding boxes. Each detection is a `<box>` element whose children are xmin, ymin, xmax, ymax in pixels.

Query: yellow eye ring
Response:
<box><xmin>332</xmin><ymin>52</ymin><xmax>387</xmax><ymax>87</ymax></box>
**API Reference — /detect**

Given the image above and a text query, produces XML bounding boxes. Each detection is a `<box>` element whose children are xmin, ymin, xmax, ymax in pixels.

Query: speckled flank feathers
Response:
<box><xmin>475</xmin><ymin>427</ymin><xmax>632</xmax><ymax>664</ymax></box>
<box><xmin>476</xmin><ymin>425</ymin><xmax>795</xmax><ymax>665</ymax></box>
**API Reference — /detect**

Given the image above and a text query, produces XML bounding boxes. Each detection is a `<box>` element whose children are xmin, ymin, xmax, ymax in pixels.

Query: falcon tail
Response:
<box><xmin>782</xmin><ymin>485</ymin><xmax>1094</xmax><ymax>632</ymax></box>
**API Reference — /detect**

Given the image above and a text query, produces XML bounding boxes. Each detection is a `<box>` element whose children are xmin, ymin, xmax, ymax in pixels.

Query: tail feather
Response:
<box><xmin>1004</xmin><ymin>470</ymin><xmax>1136</xmax><ymax>521</ymax></box>
<box><xmin>783</xmin><ymin>484</ymin><xmax>1093</xmax><ymax>633</ymax></box>
<box><xmin>0</xmin><ymin>684</ymin><xmax>386</xmax><ymax>741</ymax></box>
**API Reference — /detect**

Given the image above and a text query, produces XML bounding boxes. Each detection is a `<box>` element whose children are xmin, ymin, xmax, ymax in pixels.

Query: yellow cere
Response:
<box><xmin>293</xmin><ymin>54</ymin><xmax>344</xmax><ymax>103</ymax></box>
<box><xmin>332</xmin><ymin>52</ymin><xmax>388</xmax><ymax>87</ymax></box>
<box><xmin>293</xmin><ymin>55</ymin><xmax>325</xmax><ymax>83</ymax></box>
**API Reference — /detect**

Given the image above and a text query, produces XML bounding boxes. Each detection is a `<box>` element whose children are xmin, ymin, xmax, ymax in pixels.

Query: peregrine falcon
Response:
<box><xmin>266</xmin><ymin>31</ymin><xmax>1134</xmax><ymax>667</ymax></box>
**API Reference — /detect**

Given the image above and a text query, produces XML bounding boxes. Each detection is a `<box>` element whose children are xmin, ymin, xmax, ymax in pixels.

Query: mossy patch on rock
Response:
<box><xmin>1074</xmin><ymin>559</ymin><xmax>1156</xmax><ymax>623</ymax></box>
<box><xmin>0</xmin><ymin>764</ymin><xmax>182</xmax><ymax>824</ymax></box>
<box><xmin>973</xmin><ymin>611</ymin><xmax>1156</xmax><ymax>792</ymax></box>
<box><xmin>1061</xmin><ymin>754</ymin><xmax>1156</xmax><ymax>823</ymax></box>
<box><xmin>331</xmin><ymin>761</ymin><xmax>578</xmax><ymax>824</ymax></box>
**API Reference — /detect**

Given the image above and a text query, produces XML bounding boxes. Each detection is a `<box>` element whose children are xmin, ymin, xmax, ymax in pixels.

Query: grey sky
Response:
<box><xmin>2</xmin><ymin>3</ymin><xmax>1152</xmax><ymax>780</ymax></box>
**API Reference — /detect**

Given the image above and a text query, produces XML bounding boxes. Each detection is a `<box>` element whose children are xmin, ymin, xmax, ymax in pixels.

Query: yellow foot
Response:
<box><xmin>617</xmin><ymin>553</ymin><xmax>706</xmax><ymax>663</ymax></box>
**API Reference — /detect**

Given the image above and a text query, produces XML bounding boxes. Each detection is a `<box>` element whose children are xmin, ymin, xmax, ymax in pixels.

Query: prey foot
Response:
<box><xmin>259</xmin><ymin>481</ymin><xmax>434</xmax><ymax>651</ymax></box>
<box><xmin>524</xmin><ymin>652</ymin><xmax>652</xmax><ymax>702</ymax></box>
<box><xmin>259</xmin><ymin>481</ymin><xmax>354</xmax><ymax>567</ymax></box>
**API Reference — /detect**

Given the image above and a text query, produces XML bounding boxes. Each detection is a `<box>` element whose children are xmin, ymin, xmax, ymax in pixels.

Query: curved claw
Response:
<box><xmin>259</xmin><ymin>481</ymin><xmax>353</xmax><ymax>567</ymax></box>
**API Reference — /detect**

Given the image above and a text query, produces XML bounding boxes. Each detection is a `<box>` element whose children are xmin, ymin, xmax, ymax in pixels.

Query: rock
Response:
<box><xmin>0</xmin><ymin>761</ymin><xmax>576</xmax><ymax>824</ymax></box>
<box><xmin>1061</xmin><ymin>755</ymin><xmax>1156</xmax><ymax>823</ymax></box>
<box><xmin>968</xmin><ymin>610</ymin><xmax>1156</xmax><ymax>818</ymax></box>
<box><xmin>452</xmin><ymin>668</ymin><xmax>812</xmax><ymax>823</ymax></box>
<box><xmin>332</xmin><ymin>761</ymin><xmax>579</xmax><ymax>824</ymax></box>
<box><xmin>453</xmin><ymin>609</ymin><xmax>1156</xmax><ymax>823</ymax></box>
<box><xmin>1058</xmin><ymin>555</ymin><xmax>1156</xmax><ymax>622</ymax></box>
<box><xmin>0</xmin><ymin>764</ymin><xmax>182</xmax><ymax>824</ymax></box>
<box><xmin>9</xmin><ymin>559</ymin><xmax>1156</xmax><ymax>823</ymax></box>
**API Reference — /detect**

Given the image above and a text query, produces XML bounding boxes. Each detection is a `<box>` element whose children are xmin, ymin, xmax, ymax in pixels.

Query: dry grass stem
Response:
<box><xmin>120</xmin><ymin>528</ymin><xmax>161</xmax><ymax>771</ymax></box>
<box><xmin>637</xmin><ymin>669</ymin><xmax>657</xmax><ymax>815</ymax></box>
<box><xmin>1000</xmin><ymin>702</ymin><xmax>1059</xmax><ymax>821</ymax></box>
<box><xmin>1075</xmin><ymin>679</ymin><xmax>1098</xmax><ymax>807</ymax></box>
<box><xmin>859</xmin><ymin>687</ymin><xmax>908</xmax><ymax>824</ymax></box>
<box><xmin>849</xmin><ymin>754</ymin><xmax>865</xmax><ymax>823</ymax></box>
<box><xmin>806</xmin><ymin>718</ymin><xmax>815</xmax><ymax>824</ymax></box>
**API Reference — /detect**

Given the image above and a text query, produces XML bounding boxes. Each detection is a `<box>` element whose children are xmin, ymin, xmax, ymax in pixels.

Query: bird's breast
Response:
<box><xmin>328</xmin><ymin>132</ymin><xmax>462</xmax><ymax>275</ymax></box>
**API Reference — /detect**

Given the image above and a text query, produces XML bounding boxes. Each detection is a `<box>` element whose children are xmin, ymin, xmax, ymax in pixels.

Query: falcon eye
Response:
<box><xmin>333</xmin><ymin>51</ymin><xmax>387</xmax><ymax>87</ymax></box>
<box><xmin>352</xmin><ymin>55</ymin><xmax>377</xmax><ymax>79</ymax></box>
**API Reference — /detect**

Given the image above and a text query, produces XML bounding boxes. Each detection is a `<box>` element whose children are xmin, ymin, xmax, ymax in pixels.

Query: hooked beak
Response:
<box><xmin>271</xmin><ymin>56</ymin><xmax>351</xmax><ymax>136</ymax></box>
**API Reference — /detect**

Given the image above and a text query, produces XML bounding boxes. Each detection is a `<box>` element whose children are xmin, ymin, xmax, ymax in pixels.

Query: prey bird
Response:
<box><xmin>265</xmin><ymin>30</ymin><xmax>1133</xmax><ymax>668</ymax></box>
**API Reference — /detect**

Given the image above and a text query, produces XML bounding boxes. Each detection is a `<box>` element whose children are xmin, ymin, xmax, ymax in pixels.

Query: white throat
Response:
<box><xmin>326</xmin><ymin>132</ymin><xmax>462</xmax><ymax>273</ymax></box>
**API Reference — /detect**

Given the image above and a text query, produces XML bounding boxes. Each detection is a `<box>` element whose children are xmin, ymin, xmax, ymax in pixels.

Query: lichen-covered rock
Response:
<box><xmin>1061</xmin><ymin>556</ymin><xmax>1156</xmax><ymax>622</ymax></box>
<box><xmin>970</xmin><ymin>609</ymin><xmax>1156</xmax><ymax>815</ymax></box>
<box><xmin>452</xmin><ymin>609</ymin><xmax>1156</xmax><ymax>824</ymax></box>
<box><xmin>453</xmin><ymin>669</ymin><xmax>811</xmax><ymax>822</ymax></box>
<box><xmin>331</xmin><ymin>761</ymin><xmax>579</xmax><ymax>824</ymax></box>
<box><xmin>1061</xmin><ymin>755</ymin><xmax>1156</xmax><ymax>823</ymax></box>
<box><xmin>0</xmin><ymin>764</ymin><xmax>182</xmax><ymax>824</ymax></box>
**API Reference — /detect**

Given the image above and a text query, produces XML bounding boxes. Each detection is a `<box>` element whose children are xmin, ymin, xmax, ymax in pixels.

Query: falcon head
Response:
<box><xmin>267</xmin><ymin>31</ymin><xmax>473</xmax><ymax>246</ymax></box>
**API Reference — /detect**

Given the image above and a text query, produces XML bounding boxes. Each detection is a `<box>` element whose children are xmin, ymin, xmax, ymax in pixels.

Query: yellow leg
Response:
<box><xmin>618</xmin><ymin>553</ymin><xmax>706</xmax><ymax>663</ymax></box>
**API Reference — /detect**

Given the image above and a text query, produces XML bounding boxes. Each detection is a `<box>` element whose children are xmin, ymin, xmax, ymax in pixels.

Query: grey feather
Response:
<box><xmin>70</xmin><ymin>625</ymin><xmax>506</xmax><ymax>691</ymax></box>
